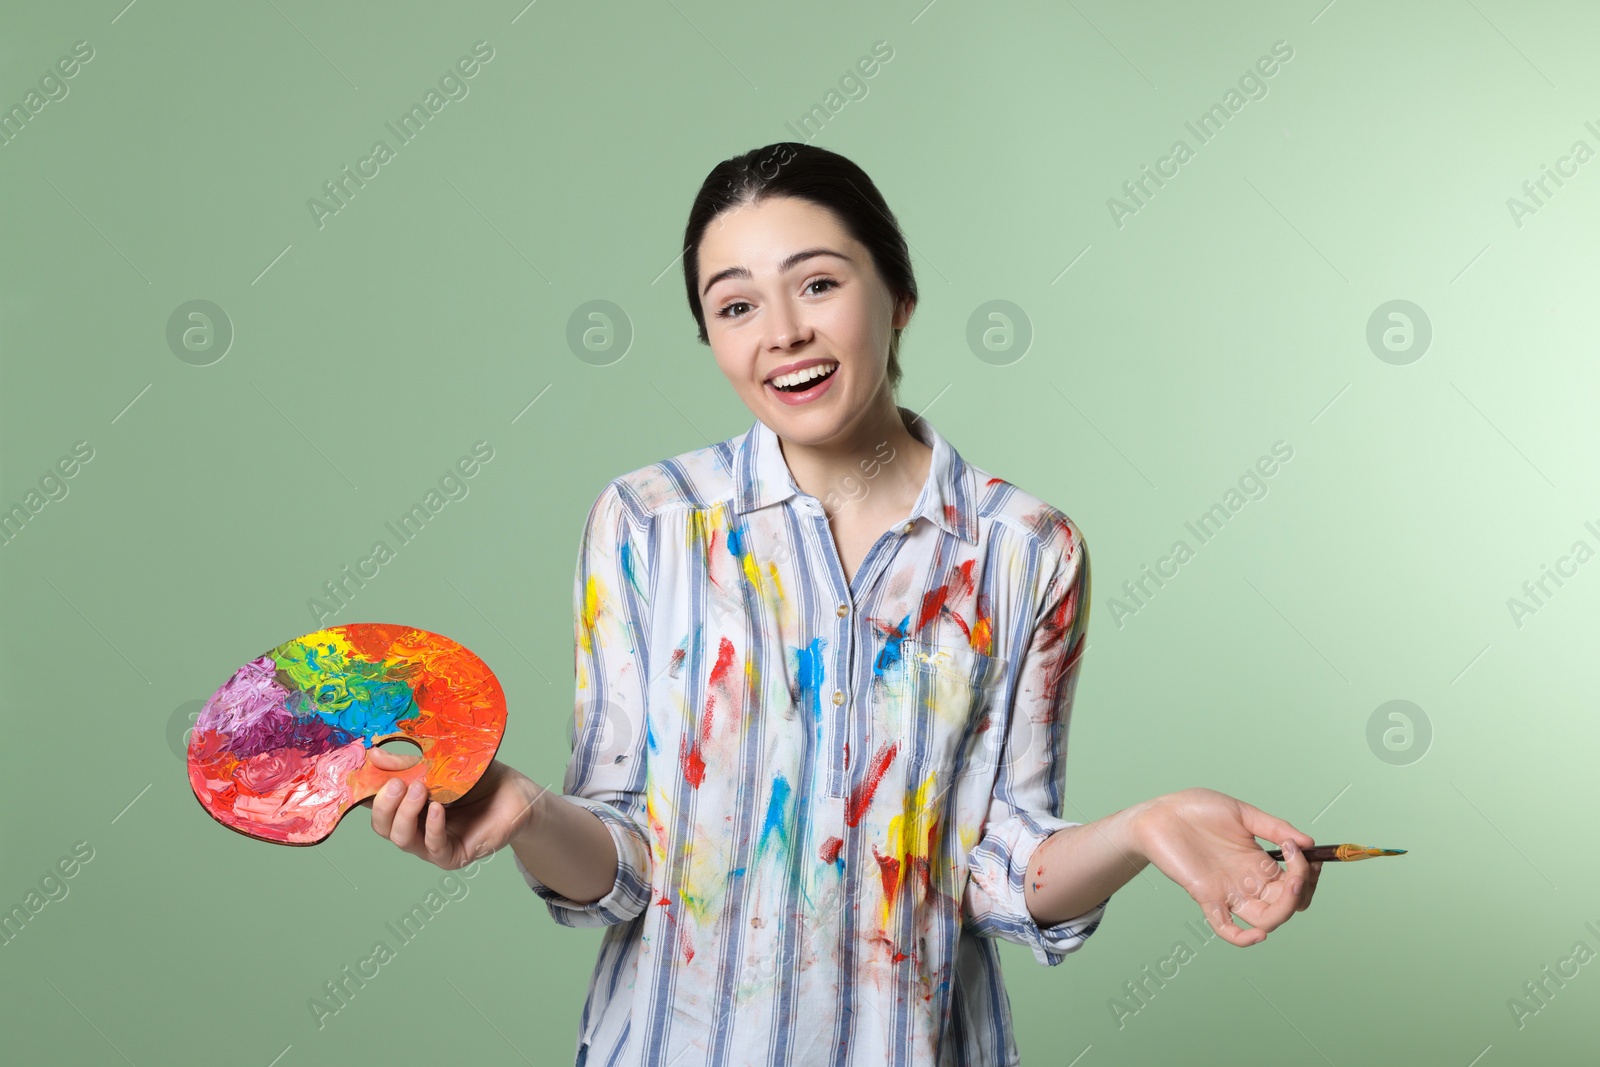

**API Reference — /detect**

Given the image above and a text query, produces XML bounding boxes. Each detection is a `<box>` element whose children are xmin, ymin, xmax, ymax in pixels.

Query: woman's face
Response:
<box><xmin>697</xmin><ymin>195</ymin><xmax>911</xmax><ymax>445</ymax></box>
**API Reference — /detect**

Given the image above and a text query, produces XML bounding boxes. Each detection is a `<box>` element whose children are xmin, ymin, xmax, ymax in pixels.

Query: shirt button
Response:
<box><xmin>831</xmin><ymin>690</ymin><xmax>845</xmax><ymax>705</ymax></box>
<box><xmin>835</xmin><ymin>602</ymin><xmax>849</xmax><ymax>617</ymax></box>
<box><xmin>899</xmin><ymin>521</ymin><xmax>914</xmax><ymax>534</ymax></box>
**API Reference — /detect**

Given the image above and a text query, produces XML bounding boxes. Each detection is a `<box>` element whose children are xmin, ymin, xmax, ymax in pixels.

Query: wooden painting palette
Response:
<box><xmin>186</xmin><ymin>623</ymin><xmax>506</xmax><ymax>845</ymax></box>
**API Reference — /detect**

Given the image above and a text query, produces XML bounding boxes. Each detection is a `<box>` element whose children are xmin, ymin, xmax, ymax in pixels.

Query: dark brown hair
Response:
<box><xmin>681</xmin><ymin>142</ymin><xmax>918</xmax><ymax>393</ymax></box>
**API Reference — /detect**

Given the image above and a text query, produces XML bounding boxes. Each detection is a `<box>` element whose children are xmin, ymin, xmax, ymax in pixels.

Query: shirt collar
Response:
<box><xmin>731</xmin><ymin>405</ymin><xmax>979</xmax><ymax>544</ymax></box>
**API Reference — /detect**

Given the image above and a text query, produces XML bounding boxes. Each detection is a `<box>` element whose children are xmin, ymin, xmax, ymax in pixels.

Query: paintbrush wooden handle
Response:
<box><xmin>1263</xmin><ymin>843</ymin><xmax>1406</xmax><ymax>862</ymax></box>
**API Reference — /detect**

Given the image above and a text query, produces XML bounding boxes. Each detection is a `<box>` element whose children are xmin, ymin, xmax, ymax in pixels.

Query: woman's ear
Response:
<box><xmin>893</xmin><ymin>294</ymin><xmax>916</xmax><ymax>329</ymax></box>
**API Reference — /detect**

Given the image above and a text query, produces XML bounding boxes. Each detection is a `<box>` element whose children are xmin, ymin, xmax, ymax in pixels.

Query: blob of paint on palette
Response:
<box><xmin>186</xmin><ymin>623</ymin><xmax>507</xmax><ymax>846</ymax></box>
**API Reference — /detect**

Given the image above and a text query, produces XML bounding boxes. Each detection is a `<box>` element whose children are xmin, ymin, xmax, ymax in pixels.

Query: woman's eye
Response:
<box><xmin>715</xmin><ymin>279</ymin><xmax>835</xmax><ymax>320</ymax></box>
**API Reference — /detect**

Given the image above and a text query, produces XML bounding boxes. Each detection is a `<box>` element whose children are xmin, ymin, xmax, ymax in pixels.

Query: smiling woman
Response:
<box><xmin>362</xmin><ymin>142</ymin><xmax>1326</xmax><ymax>1067</ymax></box>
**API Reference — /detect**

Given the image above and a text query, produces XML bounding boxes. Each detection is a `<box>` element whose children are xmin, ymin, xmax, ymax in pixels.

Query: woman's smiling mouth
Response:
<box><xmin>765</xmin><ymin>359</ymin><xmax>840</xmax><ymax>404</ymax></box>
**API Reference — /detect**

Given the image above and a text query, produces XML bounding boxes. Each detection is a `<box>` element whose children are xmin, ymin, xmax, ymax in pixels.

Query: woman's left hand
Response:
<box><xmin>1131</xmin><ymin>787</ymin><xmax>1323</xmax><ymax>947</ymax></box>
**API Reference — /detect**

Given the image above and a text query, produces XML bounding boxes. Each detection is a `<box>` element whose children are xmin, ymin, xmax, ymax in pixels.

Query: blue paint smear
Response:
<box><xmin>873</xmin><ymin>614</ymin><xmax>914</xmax><ymax>677</ymax></box>
<box><xmin>758</xmin><ymin>774</ymin><xmax>791</xmax><ymax>855</ymax></box>
<box><xmin>726</xmin><ymin>522</ymin><xmax>746</xmax><ymax>559</ymax></box>
<box><xmin>285</xmin><ymin>643</ymin><xmax>417</xmax><ymax>740</ymax></box>
<box><xmin>619</xmin><ymin>538</ymin><xmax>645</xmax><ymax>598</ymax></box>
<box><xmin>795</xmin><ymin>638</ymin><xmax>827</xmax><ymax>722</ymax></box>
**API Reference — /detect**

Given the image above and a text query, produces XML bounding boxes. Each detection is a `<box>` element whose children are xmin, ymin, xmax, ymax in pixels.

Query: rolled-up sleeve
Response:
<box><xmin>961</xmin><ymin>519</ymin><xmax>1108</xmax><ymax>966</ymax></box>
<box><xmin>512</xmin><ymin>479</ymin><xmax>655</xmax><ymax>928</ymax></box>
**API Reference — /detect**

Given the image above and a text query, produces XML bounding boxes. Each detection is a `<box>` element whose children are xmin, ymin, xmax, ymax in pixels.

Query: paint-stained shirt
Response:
<box><xmin>513</xmin><ymin>406</ymin><xmax>1108</xmax><ymax>1067</ymax></box>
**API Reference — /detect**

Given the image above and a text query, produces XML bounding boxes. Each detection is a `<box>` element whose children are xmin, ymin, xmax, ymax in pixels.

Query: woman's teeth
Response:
<box><xmin>771</xmin><ymin>362</ymin><xmax>839</xmax><ymax>391</ymax></box>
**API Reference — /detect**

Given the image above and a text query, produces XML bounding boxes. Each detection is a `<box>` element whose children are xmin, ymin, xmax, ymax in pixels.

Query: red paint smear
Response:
<box><xmin>914</xmin><ymin>560</ymin><xmax>977</xmax><ymax>636</ymax></box>
<box><xmin>668</xmin><ymin>647</ymin><xmax>686</xmax><ymax>675</ymax></box>
<box><xmin>872</xmin><ymin>844</ymin><xmax>901</xmax><ymax>903</ymax></box>
<box><xmin>913</xmin><ymin>585</ymin><xmax>947</xmax><ymax>636</ymax></box>
<box><xmin>707</xmin><ymin>635</ymin><xmax>736</xmax><ymax>692</ymax></box>
<box><xmin>1043</xmin><ymin>583</ymin><xmax>1074</xmax><ymax>638</ymax></box>
<box><xmin>1035</xmin><ymin>584</ymin><xmax>1086</xmax><ymax>722</ymax></box>
<box><xmin>950</xmin><ymin>559</ymin><xmax>977</xmax><ymax>599</ymax></box>
<box><xmin>948</xmin><ymin>612</ymin><xmax>971</xmax><ymax>642</ymax></box>
<box><xmin>680</xmin><ymin>732</ymin><xmax>706</xmax><ymax>789</ymax></box>
<box><xmin>943</xmin><ymin>503</ymin><xmax>962</xmax><ymax>529</ymax></box>
<box><xmin>1037</xmin><ymin>512</ymin><xmax>1078</xmax><ymax>561</ymax></box>
<box><xmin>657</xmin><ymin>892</ymin><xmax>693</xmax><ymax>961</ymax></box>
<box><xmin>819</xmin><ymin>836</ymin><xmax>844</xmax><ymax>864</ymax></box>
<box><xmin>845</xmin><ymin>741</ymin><xmax>898</xmax><ymax>826</ymax></box>
<box><xmin>682</xmin><ymin>636</ymin><xmax>736</xmax><ymax>790</ymax></box>
<box><xmin>702</xmin><ymin>635</ymin><xmax>735</xmax><ymax>740</ymax></box>
<box><xmin>892</xmin><ymin>952</ymin><xmax>908</xmax><ymax>963</ymax></box>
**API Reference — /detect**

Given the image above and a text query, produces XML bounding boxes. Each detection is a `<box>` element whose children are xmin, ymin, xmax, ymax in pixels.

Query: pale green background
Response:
<box><xmin>3</xmin><ymin>0</ymin><xmax>1596</xmax><ymax>1063</ymax></box>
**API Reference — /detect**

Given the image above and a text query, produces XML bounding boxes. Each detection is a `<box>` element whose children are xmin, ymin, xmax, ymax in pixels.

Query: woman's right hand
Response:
<box><xmin>360</xmin><ymin>747</ymin><xmax>544</xmax><ymax>870</ymax></box>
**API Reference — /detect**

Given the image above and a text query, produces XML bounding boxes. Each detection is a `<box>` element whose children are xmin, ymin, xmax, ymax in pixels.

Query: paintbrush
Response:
<box><xmin>1263</xmin><ymin>843</ymin><xmax>1406</xmax><ymax>863</ymax></box>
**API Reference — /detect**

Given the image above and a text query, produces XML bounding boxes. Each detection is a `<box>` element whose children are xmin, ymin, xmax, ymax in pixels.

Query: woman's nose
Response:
<box><xmin>764</xmin><ymin>298</ymin><xmax>810</xmax><ymax>350</ymax></box>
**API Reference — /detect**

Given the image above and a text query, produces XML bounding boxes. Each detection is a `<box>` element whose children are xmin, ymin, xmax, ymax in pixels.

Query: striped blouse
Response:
<box><xmin>514</xmin><ymin>405</ymin><xmax>1108</xmax><ymax>1066</ymax></box>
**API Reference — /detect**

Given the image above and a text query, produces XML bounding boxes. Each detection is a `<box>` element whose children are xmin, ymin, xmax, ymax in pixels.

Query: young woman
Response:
<box><xmin>364</xmin><ymin>142</ymin><xmax>1323</xmax><ymax>1065</ymax></box>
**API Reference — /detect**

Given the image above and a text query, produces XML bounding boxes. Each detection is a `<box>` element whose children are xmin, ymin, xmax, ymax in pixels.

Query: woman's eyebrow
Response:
<box><xmin>701</xmin><ymin>248</ymin><xmax>852</xmax><ymax>298</ymax></box>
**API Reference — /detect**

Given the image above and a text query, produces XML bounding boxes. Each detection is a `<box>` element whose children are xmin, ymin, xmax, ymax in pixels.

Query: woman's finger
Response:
<box><xmin>388</xmin><ymin>779</ymin><xmax>428</xmax><ymax>850</ymax></box>
<box><xmin>370</xmin><ymin>778</ymin><xmax>403</xmax><ymax>838</ymax></box>
<box><xmin>421</xmin><ymin>801</ymin><xmax>454</xmax><ymax>865</ymax></box>
<box><xmin>1247</xmin><ymin>839</ymin><xmax>1310</xmax><ymax>932</ymax></box>
<box><xmin>367</xmin><ymin>746</ymin><xmax>423</xmax><ymax>771</ymax></box>
<box><xmin>1237</xmin><ymin>802</ymin><xmax>1314</xmax><ymax>854</ymax></box>
<box><xmin>1297</xmin><ymin>860</ymin><xmax>1323</xmax><ymax>912</ymax></box>
<box><xmin>1200</xmin><ymin>898</ymin><xmax>1264</xmax><ymax>947</ymax></box>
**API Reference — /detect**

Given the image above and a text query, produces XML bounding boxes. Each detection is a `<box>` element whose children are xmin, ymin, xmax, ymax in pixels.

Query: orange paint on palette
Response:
<box><xmin>186</xmin><ymin>623</ymin><xmax>506</xmax><ymax>846</ymax></box>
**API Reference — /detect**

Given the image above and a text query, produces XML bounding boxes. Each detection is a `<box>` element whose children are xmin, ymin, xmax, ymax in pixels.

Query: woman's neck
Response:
<box><xmin>776</xmin><ymin>398</ymin><xmax>933</xmax><ymax>521</ymax></box>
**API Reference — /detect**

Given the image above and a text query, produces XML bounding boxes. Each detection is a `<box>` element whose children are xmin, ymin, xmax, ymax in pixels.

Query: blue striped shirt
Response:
<box><xmin>515</xmin><ymin>406</ymin><xmax>1108</xmax><ymax>1066</ymax></box>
